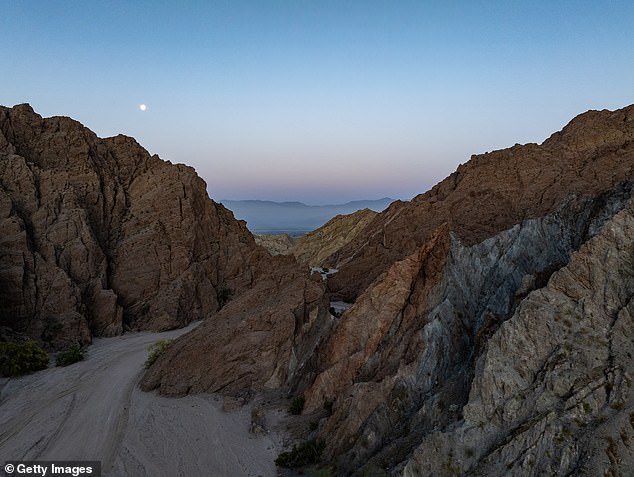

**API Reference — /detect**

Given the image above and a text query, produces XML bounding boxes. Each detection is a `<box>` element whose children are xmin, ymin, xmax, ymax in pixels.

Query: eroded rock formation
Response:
<box><xmin>254</xmin><ymin>233</ymin><xmax>295</xmax><ymax>256</ymax></box>
<box><xmin>306</xmin><ymin>185</ymin><xmax>634</xmax><ymax>474</ymax></box>
<box><xmin>327</xmin><ymin>106</ymin><xmax>634</xmax><ymax>301</ymax></box>
<box><xmin>0</xmin><ymin>104</ymin><xmax>272</xmax><ymax>348</ymax></box>
<box><xmin>292</xmin><ymin>208</ymin><xmax>377</xmax><ymax>266</ymax></box>
<box><xmin>141</xmin><ymin>255</ymin><xmax>330</xmax><ymax>395</ymax></box>
<box><xmin>8</xmin><ymin>102</ymin><xmax>634</xmax><ymax>476</ymax></box>
<box><xmin>403</xmin><ymin>194</ymin><xmax>634</xmax><ymax>477</ymax></box>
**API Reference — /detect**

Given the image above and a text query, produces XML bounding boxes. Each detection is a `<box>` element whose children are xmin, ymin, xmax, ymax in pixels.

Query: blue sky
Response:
<box><xmin>2</xmin><ymin>1</ymin><xmax>633</xmax><ymax>204</ymax></box>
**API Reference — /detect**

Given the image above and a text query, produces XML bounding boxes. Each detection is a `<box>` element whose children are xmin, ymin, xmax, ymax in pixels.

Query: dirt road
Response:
<box><xmin>0</xmin><ymin>324</ymin><xmax>282</xmax><ymax>476</ymax></box>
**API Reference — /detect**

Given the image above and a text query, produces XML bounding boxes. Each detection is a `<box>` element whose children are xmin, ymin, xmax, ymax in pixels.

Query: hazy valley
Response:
<box><xmin>220</xmin><ymin>198</ymin><xmax>393</xmax><ymax>236</ymax></box>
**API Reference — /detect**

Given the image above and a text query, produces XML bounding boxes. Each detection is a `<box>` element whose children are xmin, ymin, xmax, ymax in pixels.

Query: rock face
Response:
<box><xmin>11</xmin><ymin>102</ymin><xmax>634</xmax><ymax>476</ymax></box>
<box><xmin>292</xmin><ymin>208</ymin><xmax>378</xmax><ymax>266</ymax></box>
<box><xmin>254</xmin><ymin>233</ymin><xmax>295</xmax><ymax>256</ymax></box>
<box><xmin>141</xmin><ymin>256</ymin><xmax>330</xmax><ymax>396</ymax></box>
<box><xmin>303</xmin><ymin>184</ymin><xmax>634</xmax><ymax>474</ymax></box>
<box><xmin>403</xmin><ymin>194</ymin><xmax>634</xmax><ymax>477</ymax></box>
<box><xmin>327</xmin><ymin>106</ymin><xmax>634</xmax><ymax>301</ymax></box>
<box><xmin>0</xmin><ymin>104</ymin><xmax>271</xmax><ymax>348</ymax></box>
<box><xmin>272</xmin><ymin>105</ymin><xmax>634</xmax><ymax>475</ymax></box>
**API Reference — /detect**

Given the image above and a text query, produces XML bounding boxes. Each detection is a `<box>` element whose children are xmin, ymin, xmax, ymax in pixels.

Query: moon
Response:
<box><xmin>139</xmin><ymin>104</ymin><xmax>147</xmax><ymax>111</ymax></box>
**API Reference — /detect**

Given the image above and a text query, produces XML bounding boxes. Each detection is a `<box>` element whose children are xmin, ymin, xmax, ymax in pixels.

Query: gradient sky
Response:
<box><xmin>2</xmin><ymin>1</ymin><xmax>633</xmax><ymax>204</ymax></box>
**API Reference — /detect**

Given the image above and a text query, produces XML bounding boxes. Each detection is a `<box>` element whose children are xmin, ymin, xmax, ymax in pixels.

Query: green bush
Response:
<box><xmin>55</xmin><ymin>343</ymin><xmax>85</xmax><ymax>367</ymax></box>
<box><xmin>289</xmin><ymin>395</ymin><xmax>305</xmax><ymax>415</ymax></box>
<box><xmin>145</xmin><ymin>339</ymin><xmax>173</xmax><ymax>368</ymax></box>
<box><xmin>0</xmin><ymin>341</ymin><xmax>49</xmax><ymax>377</ymax></box>
<box><xmin>275</xmin><ymin>439</ymin><xmax>325</xmax><ymax>468</ymax></box>
<box><xmin>217</xmin><ymin>287</ymin><xmax>233</xmax><ymax>308</ymax></box>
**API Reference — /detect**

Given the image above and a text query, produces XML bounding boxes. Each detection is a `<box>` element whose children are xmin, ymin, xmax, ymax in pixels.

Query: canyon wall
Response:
<box><xmin>0</xmin><ymin>104</ymin><xmax>273</xmax><ymax>348</ymax></box>
<box><xmin>326</xmin><ymin>106</ymin><xmax>634</xmax><ymax>301</ymax></box>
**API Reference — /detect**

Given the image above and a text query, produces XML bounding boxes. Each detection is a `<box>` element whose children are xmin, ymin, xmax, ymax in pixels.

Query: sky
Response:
<box><xmin>2</xmin><ymin>1</ymin><xmax>633</xmax><ymax>204</ymax></box>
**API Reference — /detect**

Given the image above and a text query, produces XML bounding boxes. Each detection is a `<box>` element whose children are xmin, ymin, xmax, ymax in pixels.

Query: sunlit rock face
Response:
<box><xmin>0</xmin><ymin>104</ymin><xmax>274</xmax><ymax>348</ymax></box>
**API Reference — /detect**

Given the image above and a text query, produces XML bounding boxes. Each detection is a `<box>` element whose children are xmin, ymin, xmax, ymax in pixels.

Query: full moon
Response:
<box><xmin>139</xmin><ymin>104</ymin><xmax>147</xmax><ymax>111</ymax></box>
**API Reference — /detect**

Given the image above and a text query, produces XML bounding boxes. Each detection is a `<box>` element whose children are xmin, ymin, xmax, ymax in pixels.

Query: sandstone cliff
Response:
<box><xmin>327</xmin><ymin>106</ymin><xmax>634</xmax><ymax>301</ymax></box>
<box><xmin>0</xmin><ymin>104</ymin><xmax>272</xmax><ymax>348</ymax></box>
<box><xmin>291</xmin><ymin>208</ymin><xmax>377</xmax><ymax>266</ymax></box>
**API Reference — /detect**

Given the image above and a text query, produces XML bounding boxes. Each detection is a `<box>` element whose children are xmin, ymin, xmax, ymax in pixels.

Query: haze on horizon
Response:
<box><xmin>2</xmin><ymin>1</ymin><xmax>633</xmax><ymax>205</ymax></box>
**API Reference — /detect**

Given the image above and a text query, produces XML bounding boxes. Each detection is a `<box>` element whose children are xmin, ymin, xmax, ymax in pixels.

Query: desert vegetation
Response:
<box><xmin>145</xmin><ymin>339</ymin><xmax>173</xmax><ymax>368</ymax></box>
<box><xmin>275</xmin><ymin>439</ymin><xmax>325</xmax><ymax>468</ymax></box>
<box><xmin>289</xmin><ymin>395</ymin><xmax>305</xmax><ymax>415</ymax></box>
<box><xmin>0</xmin><ymin>341</ymin><xmax>49</xmax><ymax>376</ymax></box>
<box><xmin>55</xmin><ymin>343</ymin><xmax>85</xmax><ymax>367</ymax></box>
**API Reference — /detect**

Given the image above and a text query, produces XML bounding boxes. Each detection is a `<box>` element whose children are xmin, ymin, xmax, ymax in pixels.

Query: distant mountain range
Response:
<box><xmin>219</xmin><ymin>198</ymin><xmax>394</xmax><ymax>235</ymax></box>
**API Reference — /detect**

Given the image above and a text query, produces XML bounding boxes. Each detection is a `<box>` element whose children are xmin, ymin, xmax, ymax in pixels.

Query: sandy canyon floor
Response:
<box><xmin>0</xmin><ymin>324</ymin><xmax>287</xmax><ymax>477</ymax></box>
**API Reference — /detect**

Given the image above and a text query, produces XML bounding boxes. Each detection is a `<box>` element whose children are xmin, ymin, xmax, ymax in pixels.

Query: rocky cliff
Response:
<box><xmin>0</xmin><ymin>104</ymin><xmax>274</xmax><ymax>348</ymax></box>
<box><xmin>292</xmin><ymin>208</ymin><xmax>377</xmax><ymax>266</ymax></box>
<box><xmin>254</xmin><ymin>233</ymin><xmax>295</xmax><ymax>256</ymax></box>
<box><xmin>141</xmin><ymin>256</ymin><xmax>329</xmax><ymax>396</ymax></box>
<box><xmin>403</xmin><ymin>192</ymin><xmax>634</xmax><ymax>477</ymax></box>
<box><xmin>13</xmin><ymin>102</ymin><xmax>634</xmax><ymax>476</ymax></box>
<box><xmin>291</xmin><ymin>105</ymin><xmax>634</xmax><ymax>475</ymax></box>
<box><xmin>305</xmin><ymin>184</ymin><xmax>634</xmax><ymax>475</ymax></box>
<box><xmin>327</xmin><ymin>106</ymin><xmax>634</xmax><ymax>301</ymax></box>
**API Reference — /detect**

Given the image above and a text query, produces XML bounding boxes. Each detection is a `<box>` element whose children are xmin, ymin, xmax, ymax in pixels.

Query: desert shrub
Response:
<box><xmin>250</xmin><ymin>407</ymin><xmax>266</xmax><ymax>434</ymax></box>
<box><xmin>360</xmin><ymin>464</ymin><xmax>390</xmax><ymax>477</ymax></box>
<box><xmin>145</xmin><ymin>339</ymin><xmax>173</xmax><ymax>368</ymax></box>
<box><xmin>323</xmin><ymin>398</ymin><xmax>334</xmax><ymax>415</ymax></box>
<box><xmin>275</xmin><ymin>439</ymin><xmax>325</xmax><ymax>468</ymax></box>
<box><xmin>309</xmin><ymin>421</ymin><xmax>319</xmax><ymax>431</ymax></box>
<box><xmin>217</xmin><ymin>287</ymin><xmax>233</xmax><ymax>308</ymax></box>
<box><xmin>0</xmin><ymin>341</ymin><xmax>49</xmax><ymax>376</ymax></box>
<box><xmin>55</xmin><ymin>343</ymin><xmax>85</xmax><ymax>367</ymax></box>
<box><xmin>289</xmin><ymin>395</ymin><xmax>305</xmax><ymax>415</ymax></box>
